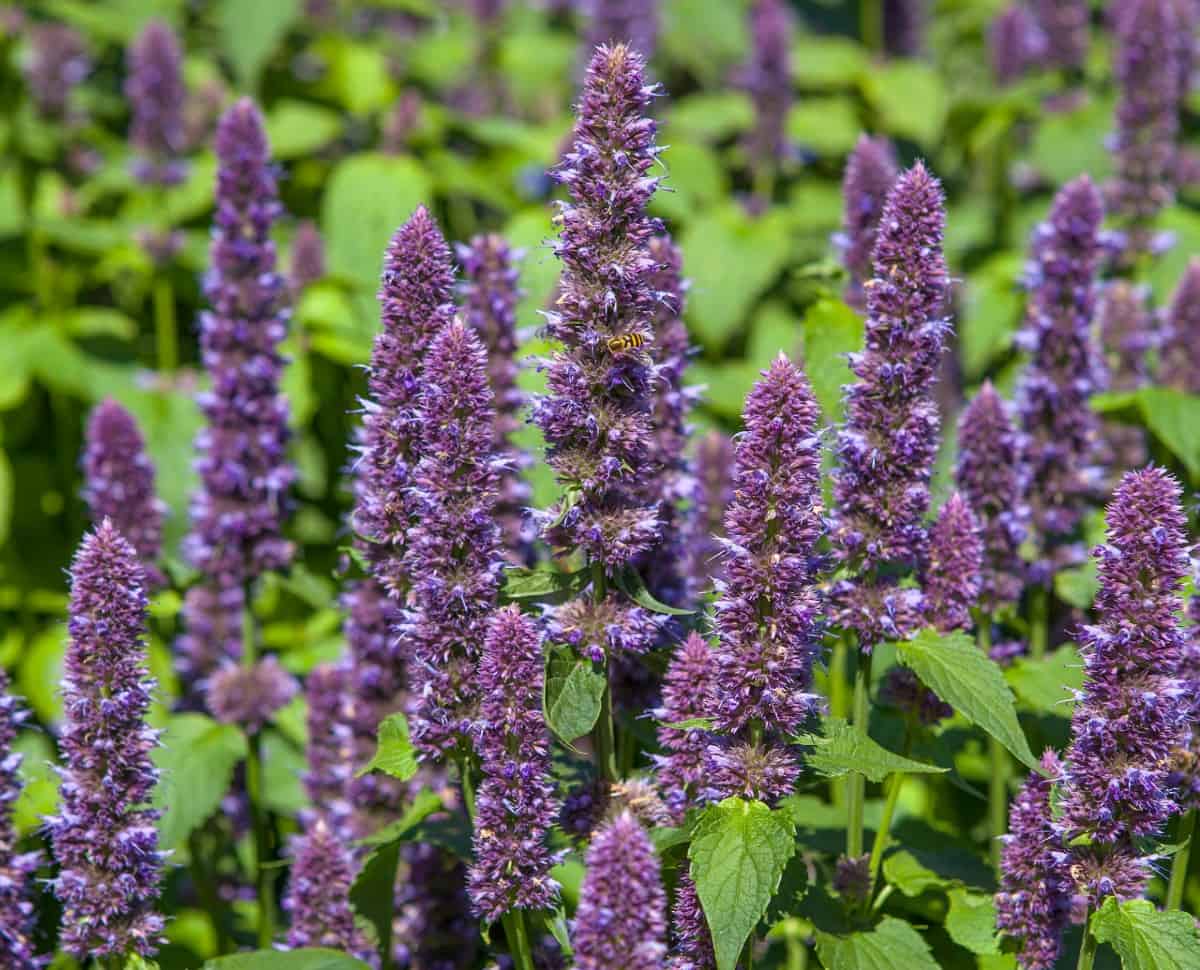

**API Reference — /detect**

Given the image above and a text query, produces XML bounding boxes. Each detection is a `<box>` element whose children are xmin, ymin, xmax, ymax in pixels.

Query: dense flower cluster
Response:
<box><xmin>22</xmin><ymin>22</ymin><xmax>90</xmax><ymax>120</ymax></box>
<box><xmin>206</xmin><ymin>655</ymin><xmax>299</xmax><ymax>734</ymax></box>
<box><xmin>654</xmin><ymin>632</ymin><xmax>715</xmax><ymax>820</ymax></box>
<box><xmin>404</xmin><ymin>321</ymin><xmax>504</xmax><ymax>759</ymax></box>
<box><xmin>669</xmin><ymin>872</ymin><xmax>715</xmax><ymax>970</ymax></box>
<box><xmin>125</xmin><ymin>20</ymin><xmax>186</xmax><ymax>185</ymax></box>
<box><xmin>458</xmin><ymin>232</ymin><xmax>532</xmax><ymax>564</ymax></box>
<box><xmin>1033</xmin><ymin>0</ymin><xmax>1089</xmax><ymax>70</ymax></box>
<box><xmin>989</xmin><ymin>4</ymin><xmax>1047</xmax><ymax>85</ymax></box>
<box><xmin>300</xmin><ymin>662</ymin><xmax>356</xmax><ymax>816</ymax></box>
<box><xmin>81</xmin><ymin>398</ymin><xmax>167</xmax><ymax>589</ymax></box>
<box><xmin>583</xmin><ymin>0</ymin><xmax>658</xmax><ymax>59</ymax></box>
<box><xmin>684</xmin><ymin>430</ymin><xmax>735</xmax><ymax>594</ymax></box>
<box><xmin>533</xmin><ymin>43</ymin><xmax>663</xmax><ymax>570</ymax></box>
<box><xmin>1014</xmin><ymin>176</ymin><xmax>1107</xmax><ymax>578</ymax></box>
<box><xmin>573</xmin><ymin>811</ymin><xmax>667</xmax><ymax>970</ymax></box>
<box><xmin>739</xmin><ymin>0</ymin><xmax>793</xmax><ymax>194</ymax></box>
<box><xmin>175</xmin><ymin>582</ymin><xmax>244</xmax><ymax>702</ymax></box>
<box><xmin>1058</xmin><ymin>467</ymin><xmax>1191</xmax><ymax>903</ymax></box>
<box><xmin>922</xmin><ymin>492</ymin><xmax>983</xmax><ymax>633</ymax></box>
<box><xmin>289</xmin><ymin>219</ymin><xmax>325</xmax><ymax>294</ymax></box>
<box><xmin>956</xmin><ymin>383</ymin><xmax>1028</xmax><ymax>612</ymax></box>
<box><xmin>883</xmin><ymin>0</ymin><xmax>925</xmax><ymax>56</ymax></box>
<box><xmin>1158</xmin><ymin>257</ymin><xmax>1200</xmax><ymax>392</ymax></box>
<box><xmin>48</xmin><ymin>521</ymin><xmax>164</xmax><ymax>958</ymax></box>
<box><xmin>831</xmin><ymin>162</ymin><xmax>950</xmax><ymax>648</ymax></box>
<box><xmin>879</xmin><ymin>668</ymin><xmax>953</xmax><ymax>726</ymax></box>
<box><xmin>836</xmin><ymin>135</ymin><xmax>898</xmax><ymax>310</ymax></box>
<box><xmin>0</xmin><ymin>669</ymin><xmax>40</xmax><ymax>969</ymax></box>
<box><xmin>468</xmin><ymin>606</ymin><xmax>560</xmax><ymax>920</ymax></box>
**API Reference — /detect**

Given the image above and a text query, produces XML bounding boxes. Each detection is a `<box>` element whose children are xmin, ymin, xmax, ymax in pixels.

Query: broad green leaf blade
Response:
<box><xmin>896</xmin><ymin>629</ymin><xmax>1038</xmax><ymax>770</ymax></box>
<box><xmin>203</xmin><ymin>949</ymin><xmax>371</xmax><ymax>970</ymax></box>
<box><xmin>689</xmin><ymin>797</ymin><xmax>797</xmax><ymax>970</ymax></box>
<box><xmin>152</xmin><ymin>714</ymin><xmax>247</xmax><ymax>851</ymax></box>
<box><xmin>1005</xmin><ymin>646</ymin><xmax>1083</xmax><ymax>716</ymax></box>
<box><xmin>615</xmin><ymin>568</ymin><xmax>694</xmax><ymax>616</ymax></box>
<box><xmin>945</xmin><ymin>889</ymin><xmax>1001</xmax><ymax>956</ymax></box>
<box><xmin>357</xmin><ymin>713</ymin><xmax>418</xmax><ymax>781</ymax></box>
<box><xmin>799</xmin><ymin>717</ymin><xmax>947</xmax><ymax>784</ymax></box>
<box><xmin>217</xmin><ymin>0</ymin><xmax>301</xmax><ymax>90</ymax></box>
<box><xmin>815</xmin><ymin>916</ymin><xmax>940</xmax><ymax>970</ymax></box>
<box><xmin>1054</xmin><ymin>561</ymin><xmax>1099</xmax><ymax>610</ymax></box>
<box><xmin>543</xmin><ymin>645</ymin><xmax>607</xmax><ymax>744</ymax></box>
<box><xmin>1090</xmin><ymin>897</ymin><xmax>1200</xmax><ymax>969</ymax></box>
<box><xmin>500</xmin><ymin>566</ymin><xmax>590</xmax><ymax>605</ymax></box>
<box><xmin>801</xmin><ymin>299</ymin><xmax>863</xmax><ymax>427</ymax></box>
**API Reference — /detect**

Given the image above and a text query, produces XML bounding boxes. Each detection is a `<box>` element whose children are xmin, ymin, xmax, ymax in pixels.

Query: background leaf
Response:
<box><xmin>815</xmin><ymin>916</ymin><xmax>941</xmax><ymax>970</ymax></box>
<box><xmin>1090</xmin><ymin>897</ymin><xmax>1200</xmax><ymax>969</ymax></box>
<box><xmin>543</xmin><ymin>645</ymin><xmax>606</xmax><ymax>744</ymax></box>
<box><xmin>152</xmin><ymin>714</ymin><xmax>247</xmax><ymax>851</ymax></box>
<box><xmin>799</xmin><ymin>717</ymin><xmax>947</xmax><ymax>784</ymax></box>
<box><xmin>357</xmin><ymin>712</ymin><xmax>418</xmax><ymax>781</ymax></box>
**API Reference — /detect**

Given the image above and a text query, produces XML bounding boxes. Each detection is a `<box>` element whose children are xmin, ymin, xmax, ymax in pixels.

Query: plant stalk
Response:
<box><xmin>829</xmin><ymin>635</ymin><xmax>849</xmax><ymax>808</ymax></box>
<box><xmin>1076</xmin><ymin>910</ymin><xmax>1098</xmax><ymax>970</ymax></box>
<box><xmin>1167</xmin><ymin>809</ymin><xmax>1196</xmax><ymax>911</ymax></box>
<box><xmin>846</xmin><ymin>649</ymin><xmax>873</xmax><ymax>859</ymax></box>
<box><xmin>861</xmin><ymin>0</ymin><xmax>883</xmax><ymax>54</ymax></box>
<box><xmin>1030</xmin><ymin>585</ymin><xmax>1049</xmax><ymax>661</ymax></box>
<box><xmin>590</xmin><ymin>562</ymin><xmax>618</xmax><ymax>782</ymax></box>
<box><xmin>241</xmin><ymin>595</ymin><xmax>275</xmax><ymax>947</ymax></box>
<box><xmin>154</xmin><ymin>275</ymin><xmax>178</xmax><ymax>372</ymax></box>
<box><xmin>977</xmin><ymin>620</ymin><xmax>1009</xmax><ymax>868</ymax></box>
<box><xmin>503</xmin><ymin>910</ymin><xmax>535</xmax><ymax>970</ymax></box>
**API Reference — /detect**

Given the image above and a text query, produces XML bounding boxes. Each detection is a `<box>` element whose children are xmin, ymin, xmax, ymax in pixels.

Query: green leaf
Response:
<box><xmin>798</xmin><ymin>717</ymin><xmax>947</xmax><ymax>784</ymax></box>
<box><xmin>664</xmin><ymin>93</ymin><xmax>755</xmax><ymax>143</ymax></box>
<box><xmin>265</xmin><ymin>100</ymin><xmax>343</xmax><ymax>160</ymax></box>
<box><xmin>1105</xmin><ymin>387</ymin><xmax>1200</xmax><ymax>482</ymax></box>
<box><xmin>801</xmin><ymin>299</ymin><xmax>863</xmax><ymax>426</ymax></box>
<box><xmin>1026</xmin><ymin>92</ymin><xmax>1115</xmax><ymax>185</ymax></box>
<box><xmin>614</xmin><ymin>568</ymin><xmax>694</xmax><ymax>616</ymax></box>
<box><xmin>1091</xmin><ymin>897</ymin><xmax>1200</xmax><ymax>969</ymax></box>
<box><xmin>689</xmin><ymin>797</ymin><xmax>797</xmax><ymax>970</ymax></box>
<box><xmin>881</xmin><ymin>850</ymin><xmax>952</xmax><ymax>897</ymax></box>
<box><xmin>960</xmin><ymin>255</ymin><xmax>1023</xmax><ymax>380</ymax></box>
<box><xmin>322</xmin><ymin>153</ymin><xmax>432</xmax><ymax>295</ymax></box>
<box><xmin>217</xmin><ymin>0</ymin><xmax>301</xmax><ymax>89</ymax></box>
<box><xmin>896</xmin><ymin>629</ymin><xmax>1038</xmax><ymax>770</ymax></box>
<box><xmin>18</xmin><ymin>625</ymin><xmax>66</xmax><ymax>726</ymax></box>
<box><xmin>1055</xmin><ymin>560</ymin><xmax>1099</xmax><ymax>610</ymax></box>
<box><xmin>787</xmin><ymin>97</ymin><xmax>861</xmax><ymax>156</ymax></box>
<box><xmin>203</xmin><ymin>949</ymin><xmax>371</xmax><ymax>970</ymax></box>
<box><xmin>861</xmin><ymin>61</ymin><xmax>947</xmax><ymax>146</ymax></box>
<box><xmin>357</xmin><ymin>713</ymin><xmax>418</xmax><ymax>781</ymax></box>
<box><xmin>816</xmin><ymin>917</ymin><xmax>940</xmax><ymax>970</ymax></box>
<box><xmin>152</xmin><ymin>714</ymin><xmax>247</xmax><ymax>851</ymax></box>
<box><xmin>500</xmin><ymin>566</ymin><xmax>590</xmax><ymax>605</ymax></box>
<box><xmin>1005</xmin><ymin>646</ymin><xmax>1083</xmax><ymax>716</ymax></box>
<box><xmin>793</xmin><ymin>35</ymin><xmax>868</xmax><ymax>88</ymax></box>
<box><xmin>945</xmin><ymin>888</ymin><xmax>1001</xmax><ymax>955</ymax></box>
<box><xmin>543</xmin><ymin>645</ymin><xmax>607</xmax><ymax>745</ymax></box>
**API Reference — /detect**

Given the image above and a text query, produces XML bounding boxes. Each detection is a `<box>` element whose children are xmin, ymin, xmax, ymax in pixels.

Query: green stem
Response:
<box><xmin>786</xmin><ymin>925</ymin><xmax>808</xmax><ymax>970</ymax></box>
<box><xmin>867</xmin><ymin>730</ymin><xmax>912</xmax><ymax>897</ymax></box>
<box><xmin>977</xmin><ymin>620</ymin><xmax>1009</xmax><ymax>868</ymax></box>
<box><xmin>188</xmin><ymin>829</ymin><xmax>230</xmax><ymax>953</ymax></box>
<box><xmin>861</xmin><ymin>0</ymin><xmax>883</xmax><ymax>54</ymax></box>
<box><xmin>503</xmin><ymin>911</ymin><xmax>536</xmax><ymax>970</ymax></box>
<box><xmin>459</xmin><ymin>756</ymin><xmax>477</xmax><ymax>821</ymax></box>
<box><xmin>154</xmin><ymin>274</ymin><xmax>178</xmax><ymax>372</ymax></box>
<box><xmin>590</xmin><ymin>562</ymin><xmax>618</xmax><ymax>783</ymax></box>
<box><xmin>1167</xmin><ymin>809</ymin><xmax>1196</xmax><ymax>911</ymax></box>
<box><xmin>1030</xmin><ymin>586</ymin><xmax>1049</xmax><ymax>661</ymax></box>
<box><xmin>1076</xmin><ymin>910</ymin><xmax>1098</xmax><ymax>970</ymax></box>
<box><xmin>829</xmin><ymin>636</ymin><xmax>849</xmax><ymax>809</ymax></box>
<box><xmin>846</xmin><ymin>649</ymin><xmax>873</xmax><ymax>859</ymax></box>
<box><xmin>241</xmin><ymin>595</ymin><xmax>275</xmax><ymax>947</ymax></box>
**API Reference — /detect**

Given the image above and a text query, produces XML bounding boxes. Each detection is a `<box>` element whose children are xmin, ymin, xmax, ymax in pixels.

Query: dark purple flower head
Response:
<box><xmin>186</xmin><ymin>97</ymin><xmax>294</xmax><ymax>590</ymax></box>
<box><xmin>884</xmin><ymin>0</ymin><xmax>926</xmax><ymax>56</ymax></box>
<box><xmin>989</xmin><ymin>4</ymin><xmax>1048</xmax><ymax>85</ymax></box>
<box><xmin>206</xmin><ymin>655</ymin><xmax>299</xmax><ymax>734</ymax></box>
<box><xmin>833</xmin><ymin>854</ymin><xmax>872</xmax><ymax>906</ymax></box>
<box><xmin>1098</xmin><ymin>283</ymin><xmax>1154</xmax><ymax>394</ymax></box>
<box><xmin>996</xmin><ymin>750</ymin><xmax>1071</xmax><ymax>970</ymax></box>
<box><xmin>703</xmin><ymin>740</ymin><xmax>800</xmax><ymax>805</ymax></box>
<box><xmin>547</xmin><ymin>593</ymin><xmax>665</xmax><ymax>664</ymax></box>
<box><xmin>836</xmin><ymin>135</ymin><xmax>898</xmax><ymax>311</ymax></box>
<box><xmin>1059</xmin><ymin>467</ymin><xmax>1191</xmax><ymax>903</ymax></box>
<box><xmin>879</xmin><ymin>667</ymin><xmax>952</xmax><ymax>726</ymax></box>
<box><xmin>922</xmin><ymin>492</ymin><xmax>983</xmax><ymax>633</ymax></box>
<box><xmin>382</xmin><ymin>90</ymin><xmax>423</xmax><ymax>155</ymax></box>
<box><xmin>301</xmin><ymin>662</ymin><xmax>355</xmax><ymax>818</ymax></box>
<box><xmin>81</xmin><ymin>398</ymin><xmax>167</xmax><ymax>589</ymax></box>
<box><xmin>956</xmin><ymin>382</ymin><xmax>1029</xmax><ymax>613</ymax></box>
<box><xmin>1158</xmin><ymin>258</ymin><xmax>1200</xmax><ymax>392</ymax></box>
<box><xmin>584</xmin><ymin>0</ymin><xmax>659</xmax><ymax>59</ymax></box>
<box><xmin>404</xmin><ymin>320</ymin><xmax>504</xmax><ymax>760</ymax></box>
<box><xmin>670</xmin><ymin>871</ymin><xmax>715</xmax><ymax>970</ymax></box>
<box><xmin>125</xmin><ymin>20</ymin><xmax>187</xmax><ymax>186</ymax></box>
<box><xmin>457</xmin><ymin>233</ymin><xmax>533</xmax><ymax>565</ymax></box>
<box><xmin>574</xmin><ymin>811</ymin><xmax>667</xmax><ymax>970</ymax></box>
<box><xmin>353</xmin><ymin>205</ymin><xmax>456</xmax><ymax>600</ymax></box>
<box><xmin>532</xmin><ymin>43</ymin><xmax>664</xmax><ymax>571</ymax></box>
<box><xmin>1033</xmin><ymin>0</ymin><xmax>1089</xmax><ymax>69</ymax></box>
<box><xmin>290</xmin><ymin>220</ymin><xmax>326</xmax><ymax>295</ymax></box>
<box><xmin>739</xmin><ymin>0</ymin><xmax>793</xmax><ymax>188</ymax></box>
<box><xmin>710</xmin><ymin>355</ymin><xmax>823</xmax><ymax>743</ymax></box>
<box><xmin>684</xmin><ymin>430</ymin><xmax>735</xmax><ymax>595</ymax></box>
<box><xmin>468</xmin><ymin>606</ymin><xmax>561</xmax><ymax>920</ymax></box>
<box><xmin>49</xmin><ymin>521</ymin><xmax>164</xmax><ymax>958</ymax></box>
<box><xmin>1109</xmin><ymin>0</ymin><xmax>1183</xmax><ymax>260</ymax></box>
<box><xmin>831</xmin><ymin>162</ymin><xmax>950</xmax><ymax>649</ymax></box>
<box><xmin>283</xmin><ymin>817</ymin><xmax>377</xmax><ymax>963</ymax></box>
<box><xmin>654</xmin><ymin>633</ymin><xmax>715</xmax><ymax>821</ymax></box>
<box><xmin>23</xmin><ymin>23</ymin><xmax>90</xmax><ymax>120</ymax></box>
<box><xmin>175</xmin><ymin>582</ymin><xmax>244</xmax><ymax>703</ymax></box>
<box><xmin>1015</xmin><ymin>176</ymin><xmax>1107</xmax><ymax>575</ymax></box>
<box><xmin>0</xmin><ymin>669</ymin><xmax>40</xmax><ymax>970</ymax></box>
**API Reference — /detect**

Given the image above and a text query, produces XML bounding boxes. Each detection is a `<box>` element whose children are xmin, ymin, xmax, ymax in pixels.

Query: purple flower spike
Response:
<box><xmin>1033</xmin><ymin>0</ymin><xmax>1089</xmax><ymax>70</ymax></box>
<box><xmin>831</xmin><ymin>162</ymin><xmax>950</xmax><ymax>650</ymax></box>
<box><xmin>546</xmin><ymin>594</ymin><xmax>665</xmax><ymax>664</ymax></box>
<box><xmin>125</xmin><ymin>20</ymin><xmax>187</xmax><ymax>186</ymax></box>
<box><xmin>710</xmin><ymin>356</ymin><xmax>823</xmax><ymax>746</ymax></box>
<box><xmin>956</xmin><ymin>382</ymin><xmax>1029</xmax><ymax>613</ymax></box>
<box><xmin>176</xmin><ymin>582</ymin><xmax>245</xmax><ymax>702</ymax></box>
<box><xmin>533</xmin><ymin>43</ymin><xmax>664</xmax><ymax>571</ymax></box>
<box><xmin>884</xmin><ymin>0</ymin><xmax>926</xmax><ymax>56</ymax></box>
<box><xmin>404</xmin><ymin>320</ymin><xmax>504</xmax><ymax>760</ymax></box>
<box><xmin>1160</xmin><ymin>258</ymin><xmax>1200</xmax><ymax>392</ymax></box>
<box><xmin>705</xmin><ymin>741</ymin><xmax>801</xmax><ymax>805</ymax></box>
<box><xmin>1014</xmin><ymin>176</ymin><xmax>1107</xmax><ymax>578</ymax></box>
<box><xmin>23</xmin><ymin>23</ymin><xmax>90</xmax><ymax>121</ymax></box>
<box><xmin>290</xmin><ymin>220</ymin><xmax>326</xmax><ymax>295</ymax></box>
<box><xmin>206</xmin><ymin>655</ymin><xmax>299</xmax><ymax>734</ymax></box>
<box><xmin>1057</xmin><ymin>467</ymin><xmax>1191</xmax><ymax>905</ymax></box>
<box><xmin>584</xmin><ymin>0</ymin><xmax>659</xmax><ymax>59</ymax></box>
<box><xmin>353</xmin><ymin>205</ymin><xmax>456</xmax><ymax>600</ymax></box>
<box><xmin>301</xmin><ymin>662</ymin><xmax>355</xmax><ymax>815</ymax></box>
<box><xmin>457</xmin><ymin>233</ymin><xmax>533</xmax><ymax>565</ymax></box>
<box><xmin>1097</xmin><ymin>281</ymin><xmax>1153</xmax><ymax>472</ymax></box>
<box><xmin>836</xmin><ymin>135</ymin><xmax>899</xmax><ymax>311</ymax></box>
<box><xmin>0</xmin><ymin>669</ymin><xmax>40</xmax><ymax>970</ymax></box>
<box><xmin>1109</xmin><ymin>0</ymin><xmax>1183</xmax><ymax>260</ymax></box>
<box><xmin>185</xmin><ymin>97</ymin><xmax>294</xmax><ymax>591</ymax></box>
<box><xmin>879</xmin><ymin>668</ymin><xmax>953</xmax><ymax>726</ymax></box>
<box><xmin>468</xmin><ymin>606</ymin><xmax>560</xmax><ymax>920</ymax></box>
<box><xmin>49</xmin><ymin>521</ymin><xmax>164</xmax><ymax>959</ymax></box>
<box><xmin>283</xmin><ymin>817</ymin><xmax>377</xmax><ymax>964</ymax></box>
<box><xmin>739</xmin><ymin>0</ymin><xmax>793</xmax><ymax>194</ymax></box>
<box><xmin>922</xmin><ymin>492</ymin><xmax>983</xmax><ymax>633</ymax></box>
<box><xmin>654</xmin><ymin>633</ymin><xmax>715</xmax><ymax>821</ymax></box>
<box><xmin>82</xmin><ymin>398</ymin><xmax>167</xmax><ymax>589</ymax></box>
<box><xmin>684</xmin><ymin>430</ymin><xmax>736</xmax><ymax>594</ymax></box>
<box><xmin>996</xmin><ymin>750</ymin><xmax>1071</xmax><ymax>970</ymax></box>
<box><xmin>989</xmin><ymin>5</ymin><xmax>1048</xmax><ymax>85</ymax></box>
<box><xmin>574</xmin><ymin>811</ymin><xmax>668</xmax><ymax>970</ymax></box>
<box><xmin>670</xmin><ymin>871</ymin><xmax>715</xmax><ymax>970</ymax></box>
